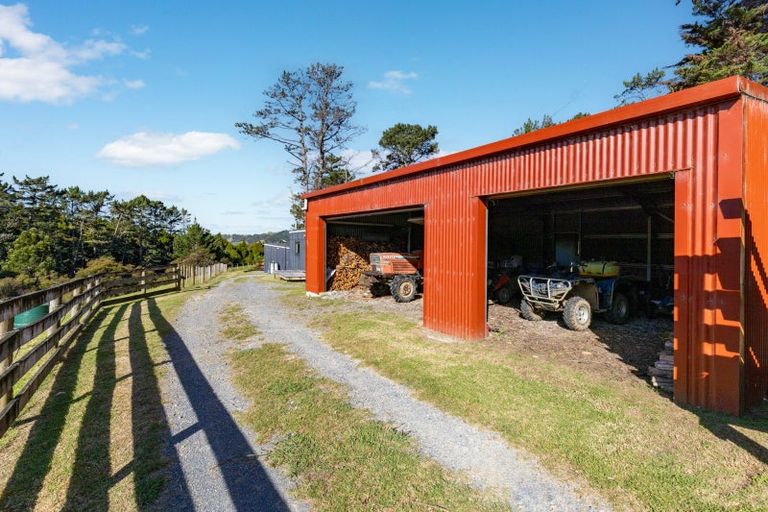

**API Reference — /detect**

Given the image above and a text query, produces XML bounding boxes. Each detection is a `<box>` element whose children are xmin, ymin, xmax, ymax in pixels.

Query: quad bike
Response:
<box><xmin>489</xmin><ymin>270</ymin><xmax>517</xmax><ymax>304</ymax></box>
<box><xmin>517</xmin><ymin>261</ymin><xmax>636</xmax><ymax>331</ymax></box>
<box><xmin>488</xmin><ymin>256</ymin><xmax>523</xmax><ymax>304</ymax></box>
<box><xmin>365</xmin><ymin>251</ymin><xmax>423</xmax><ymax>302</ymax></box>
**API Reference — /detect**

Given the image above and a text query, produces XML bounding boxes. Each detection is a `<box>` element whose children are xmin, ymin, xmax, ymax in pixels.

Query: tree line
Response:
<box><xmin>0</xmin><ymin>174</ymin><xmax>263</xmax><ymax>297</ymax></box>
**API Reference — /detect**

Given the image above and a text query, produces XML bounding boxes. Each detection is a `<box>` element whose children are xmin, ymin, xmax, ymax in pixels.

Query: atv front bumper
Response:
<box><xmin>517</xmin><ymin>275</ymin><xmax>573</xmax><ymax>311</ymax></box>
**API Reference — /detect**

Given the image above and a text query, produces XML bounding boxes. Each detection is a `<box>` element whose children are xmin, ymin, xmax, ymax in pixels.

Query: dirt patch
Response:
<box><xmin>318</xmin><ymin>285</ymin><xmax>672</xmax><ymax>387</ymax></box>
<box><xmin>487</xmin><ymin>300</ymin><xmax>673</xmax><ymax>384</ymax></box>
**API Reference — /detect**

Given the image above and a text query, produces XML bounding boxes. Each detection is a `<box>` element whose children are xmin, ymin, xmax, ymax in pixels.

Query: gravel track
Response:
<box><xmin>229</xmin><ymin>276</ymin><xmax>609</xmax><ymax>512</ymax></box>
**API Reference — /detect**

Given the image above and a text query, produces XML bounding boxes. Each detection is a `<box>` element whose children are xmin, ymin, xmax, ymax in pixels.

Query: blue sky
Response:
<box><xmin>0</xmin><ymin>1</ymin><xmax>695</xmax><ymax>233</ymax></box>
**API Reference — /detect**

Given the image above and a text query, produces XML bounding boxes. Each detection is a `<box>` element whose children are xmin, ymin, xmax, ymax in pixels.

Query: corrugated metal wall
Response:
<box><xmin>264</xmin><ymin>232</ymin><xmax>306</xmax><ymax>271</ymax></box>
<box><xmin>305</xmin><ymin>94</ymin><xmax>751</xmax><ymax>414</ymax></box>
<box><xmin>264</xmin><ymin>244</ymin><xmax>288</xmax><ymax>271</ymax></box>
<box><xmin>287</xmin><ymin>231</ymin><xmax>306</xmax><ymax>271</ymax></box>
<box><xmin>744</xmin><ymin>97</ymin><xmax>768</xmax><ymax>409</ymax></box>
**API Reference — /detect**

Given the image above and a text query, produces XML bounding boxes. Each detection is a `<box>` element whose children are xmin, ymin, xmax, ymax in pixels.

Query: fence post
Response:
<box><xmin>71</xmin><ymin>285</ymin><xmax>83</xmax><ymax>317</ymax></box>
<box><xmin>141</xmin><ymin>269</ymin><xmax>147</xmax><ymax>295</ymax></box>
<box><xmin>48</xmin><ymin>292</ymin><xmax>62</xmax><ymax>342</ymax></box>
<box><xmin>93</xmin><ymin>277</ymin><xmax>103</xmax><ymax>309</ymax></box>
<box><xmin>176</xmin><ymin>265</ymin><xmax>181</xmax><ymax>291</ymax></box>
<box><xmin>81</xmin><ymin>281</ymin><xmax>93</xmax><ymax>313</ymax></box>
<box><xmin>0</xmin><ymin>317</ymin><xmax>13</xmax><ymax>409</ymax></box>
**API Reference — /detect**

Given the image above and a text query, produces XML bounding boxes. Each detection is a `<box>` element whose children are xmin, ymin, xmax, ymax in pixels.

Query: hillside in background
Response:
<box><xmin>224</xmin><ymin>230</ymin><xmax>291</xmax><ymax>244</ymax></box>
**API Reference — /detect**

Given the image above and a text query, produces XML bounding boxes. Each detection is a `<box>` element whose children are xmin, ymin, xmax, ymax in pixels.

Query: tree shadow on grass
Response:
<box><xmin>146</xmin><ymin>298</ymin><xmax>290</xmax><ymax>511</ymax></box>
<box><xmin>0</xmin><ymin>307</ymin><xmax>114</xmax><ymax>511</ymax></box>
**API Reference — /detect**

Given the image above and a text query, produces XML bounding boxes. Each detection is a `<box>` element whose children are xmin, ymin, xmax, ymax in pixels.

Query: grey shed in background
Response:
<box><xmin>264</xmin><ymin>230</ymin><xmax>305</xmax><ymax>272</ymax></box>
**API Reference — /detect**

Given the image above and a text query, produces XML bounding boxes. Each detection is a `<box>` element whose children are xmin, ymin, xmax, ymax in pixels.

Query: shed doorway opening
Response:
<box><xmin>487</xmin><ymin>178</ymin><xmax>675</xmax><ymax>391</ymax></box>
<box><xmin>324</xmin><ymin>207</ymin><xmax>425</xmax><ymax>313</ymax></box>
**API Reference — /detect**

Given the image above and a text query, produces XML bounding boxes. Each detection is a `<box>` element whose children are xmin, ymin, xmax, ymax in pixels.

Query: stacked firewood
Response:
<box><xmin>327</xmin><ymin>236</ymin><xmax>398</xmax><ymax>291</ymax></box>
<box><xmin>648</xmin><ymin>339</ymin><xmax>674</xmax><ymax>393</ymax></box>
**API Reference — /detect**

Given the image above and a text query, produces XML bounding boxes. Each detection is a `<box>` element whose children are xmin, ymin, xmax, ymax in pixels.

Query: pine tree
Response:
<box><xmin>616</xmin><ymin>0</ymin><xmax>768</xmax><ymax>104</ymax></box>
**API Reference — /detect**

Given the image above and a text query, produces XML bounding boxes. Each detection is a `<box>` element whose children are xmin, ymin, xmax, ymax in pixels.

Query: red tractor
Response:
<box><xmin>365</xmin><ymin>251</ymin><xmax>423</xmax><ymax>302</ymax></box>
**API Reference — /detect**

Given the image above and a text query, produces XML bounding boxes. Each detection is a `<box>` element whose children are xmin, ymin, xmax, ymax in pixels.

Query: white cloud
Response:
<box><xmin>130</xmin><ymin>24</ymin><xmax>148</xmax><ymax>36</ymax></box>
<box><xmin>251</xmin><ymin>191</ymin><xmax>292</xmax><ymax>216</ymax></box>
<box><xmin>123</xmin><ymin>79</ymin><xmax>145</xmax><ymax>89</ymax></box>
<box><xmin>368</xmin><ymin>70</ymin><xmax>418</xmax><ymax>94</ymax></box>
<box><xmin>131</xmin><ymin>48</ymin><xmax>151</xmax><ymax>59</ymax></box>
<box><xmin>0</xmin><ymin>4</ymin><xmax>128</xmax><ymax>103</ymax></box>
<box><xmin>98</xmin><ymin>131</ymin><xmax>240</xmax><ymax>167</ymax></box>
<box><xmin>341</xmin><ymin>148</ymin><xmax>375</xmax><ymax>175</ymax></box>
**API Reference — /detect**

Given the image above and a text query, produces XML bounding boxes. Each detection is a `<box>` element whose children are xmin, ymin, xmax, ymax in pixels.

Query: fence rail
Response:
<box><xmin>0</xmin><ymin>261</ymin><xmax>228</xmax><ymax>437</ymax></box>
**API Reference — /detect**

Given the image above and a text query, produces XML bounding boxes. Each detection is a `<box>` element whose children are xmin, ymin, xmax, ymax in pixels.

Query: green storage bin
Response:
<box><xmin>13</xmin><ymin>304</ymin><xmax>50</xmax><ymax>329</ymax></box>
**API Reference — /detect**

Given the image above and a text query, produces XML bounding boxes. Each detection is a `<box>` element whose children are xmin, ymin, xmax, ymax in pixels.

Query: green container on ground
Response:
<box><xmin>13</xmin><ymin>304</ymin><xmax>50</xmax><ymax>329</ymax></box>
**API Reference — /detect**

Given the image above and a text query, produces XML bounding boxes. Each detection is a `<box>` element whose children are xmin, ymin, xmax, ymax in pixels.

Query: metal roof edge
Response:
<box><xmin>304</xmin><ymin>75</ymin><xmax>749</xmax><ymax>201</ymax></box>
<box><xmin>739</xmin><ymin>75</ymin><xmax>768</xmax><ymax>102</ymax></box>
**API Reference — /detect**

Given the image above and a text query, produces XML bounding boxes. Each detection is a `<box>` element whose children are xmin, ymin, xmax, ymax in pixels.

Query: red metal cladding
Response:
<box><xmin>744</xmin><ymin>96</ymin><xmax>768</xmax><ymax>410</ymax></box>
<box><xmin>672</xmin><ymin>100</ymin><xmax>744</xmax><ymax>415</ymax></box>
<box><xmin>305</xmin><ymin>78</ymin><xmax>768</xmax><ymax>414</ymax></box>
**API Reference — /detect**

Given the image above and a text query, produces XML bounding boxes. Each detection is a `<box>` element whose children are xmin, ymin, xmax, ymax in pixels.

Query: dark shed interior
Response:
<box><xmin>488</xmin><ymin>177</ymin><xmax>675</xmax><ymax>293</ymax></box>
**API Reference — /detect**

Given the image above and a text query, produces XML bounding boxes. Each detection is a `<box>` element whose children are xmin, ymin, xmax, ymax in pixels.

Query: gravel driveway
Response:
<box><xmin>228</xmin><ymin>276</ymin><xmax>608</xmax><ymax>512</ymax></box>
<box><xmin>153</xmin><ymin>275</ymin><xmax>608</xmax><ymax>511</ymax></box>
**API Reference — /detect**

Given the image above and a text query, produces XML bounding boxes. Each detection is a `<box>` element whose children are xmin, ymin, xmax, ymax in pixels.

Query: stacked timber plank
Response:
<box><xmin>327</xmin><ymin>236</ymin><xmax>398</xmax><ymax>291</ymax></box>
<box><xmin>648</xmin><ymin>339</ymin><xmax>674</xmax><ymax>393</ymax></box>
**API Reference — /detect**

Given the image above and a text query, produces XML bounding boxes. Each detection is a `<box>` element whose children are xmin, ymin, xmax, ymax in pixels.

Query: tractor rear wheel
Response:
<box><xmin>520</xmin><ymin>300</ymin><xmax>544</xmax><ymax>321</ymax></box>
<box><xmin>563</xmin><ymin>296</ymin><xmax>592</xmax><ymax>331</ymax></box>
<box><xmin>391</xmin><ymin>275</ymin><xmax>418</xmax><ymax>302</ymax></box>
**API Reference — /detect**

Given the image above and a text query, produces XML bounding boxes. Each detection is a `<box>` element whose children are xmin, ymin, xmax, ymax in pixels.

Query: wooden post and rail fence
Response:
<box><xmin>0</xmin><ymin>262</ymin><xmax>228</xmax><ymax>437</ymax></box>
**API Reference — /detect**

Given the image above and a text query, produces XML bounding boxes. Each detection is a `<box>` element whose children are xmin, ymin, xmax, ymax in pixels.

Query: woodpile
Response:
<box><xmin>327</xmin><ymin>236</ymin><xmax>399</xmax><ymax>291</ymax></box>
<box><xmin>648</xmin><ymin>339</ymin><xmax>674</xmax><ymax>393</ymax></box>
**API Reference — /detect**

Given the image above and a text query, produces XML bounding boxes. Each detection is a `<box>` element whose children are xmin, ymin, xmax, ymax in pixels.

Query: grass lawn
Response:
<box><xmin>226</xmin><ymin>325</ymin><xmax>508</xmax><ymax>511</ymax></box>
<box><xmin>0</xmin><ymin>277</ymin><xmax>221</xmax><ymax>511</ymax></box>
<box><xmin>269</xmin><ymin>278</ymin><xmax>768</xmax><ymax>511</ymax></box>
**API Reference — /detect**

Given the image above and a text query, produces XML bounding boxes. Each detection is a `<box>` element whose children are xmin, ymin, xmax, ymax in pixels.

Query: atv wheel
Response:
<box><xmin>563</xmin><ymin>296</ymin><xmax>592</xmax><ymax>331</ymax></box>
<box><xmin>391</xmin><ymin>275</ymin><xmax>418</xmax><ymax>303</ymax></box>
<box><xmin>520</xmin><ymin>300</ymin><xmax>544</xmax><ymax>321</ymax></box>
<box><xmin>606</xmin><ymin>292</ymin><xmax>630</xmax><ymax>324</ymax></box>
<box><xmin>495</xmin><ymin>286</ymin><xmax>513</xmax><ymax>304</ymax></box>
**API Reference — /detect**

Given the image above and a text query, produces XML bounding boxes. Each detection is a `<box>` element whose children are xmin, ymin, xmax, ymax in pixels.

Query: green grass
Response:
<box><xmin>230</xmin><ymin>343</ymin><xmax>508</xmax><ymax>511</ymax></box>
<box><xmin>0</xmin><ymin>288</ymin><xmax>194</xmax><ymax>511</ymax></box>
<box><xmin>219</xmin><ymin>303</ymin><xmax>261</xmax><ymax>341</ymax></box>
<box><xmin>266</xmin><ymin>289</ymin><xmax>768</xmax><ymax>511</ymax></box>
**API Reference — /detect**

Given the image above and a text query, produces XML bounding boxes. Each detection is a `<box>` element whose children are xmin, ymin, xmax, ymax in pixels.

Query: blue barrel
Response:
<box><xmin>13</xmin><ymin>304</ymin><xmax>50</xmax><ymax>329</ymax></box>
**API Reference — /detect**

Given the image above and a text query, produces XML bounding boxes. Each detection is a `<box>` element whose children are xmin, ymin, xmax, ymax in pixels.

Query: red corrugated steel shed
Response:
<box><xmin>303</xmin><ymin>76</ymin><xmax>768</xmax><ymax>415</ymax></box>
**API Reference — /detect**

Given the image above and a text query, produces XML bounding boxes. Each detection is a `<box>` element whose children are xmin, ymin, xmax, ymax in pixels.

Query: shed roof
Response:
<box><xmin>304</xmin><ymin>76</ymin><xmax>767</xmax><ymax>201</ymax></box>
